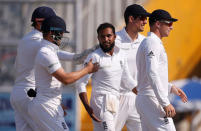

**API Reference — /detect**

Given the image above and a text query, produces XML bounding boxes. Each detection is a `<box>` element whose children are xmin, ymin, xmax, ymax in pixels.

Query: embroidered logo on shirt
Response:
<box><xmin>48</xmin><ymin>62</ymin><xmax>58</xmax><ymax>68</ymax></box>
<box><xmin>61</xmin><ymin>122</ymin><xmax>67</xmax><ymax>129</ymax></box>
<box><xmin>147</xmin><ymin>51</ymin><xmax>155</xmax><ymax>57</ymax></box>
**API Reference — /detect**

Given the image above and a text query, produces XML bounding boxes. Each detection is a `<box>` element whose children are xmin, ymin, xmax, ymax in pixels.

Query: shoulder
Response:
<box><xmin>22</xmin><ymin>30</ymin><xmax>42</xmax><ymax>42</ymax></box>
<box><xmin>40</xmin><ymin>46</ymin><xmax>54</xmax><ymax>55</ymax></box>
<box><xmin>115</xmin><ymin>29</ymin><xmax>124</xmax><ymax>41</ymax></box>
<box><xmin>143</xmin><ymin>36</ymin><xmax>159</xmax><ymax>47</ymax></box>
<box><xmin>85</xmin><ymin>48</ymin><xmax>101</xmax><ymax>63</ymax></box>
<box><xmin>138</xmin><ymin>33</ymin><xmax>146</xmax><ymax>42</ymax></box>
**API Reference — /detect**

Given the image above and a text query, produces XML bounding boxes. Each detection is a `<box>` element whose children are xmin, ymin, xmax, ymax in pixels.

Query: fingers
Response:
<box><xmin>61</xmin><ymin>104</ymin><xmax>67</xmax><ymax>116</ymax></box>
<box><xmin>178</xmin><ymin>89</ymin><xmax>188</xmax><ymax>103</ymax></box>
<box><xmin>164</xmin><ymin>104</ymin><xmax>176</xmax><ymax>118</ymax></box>
<box><xmin>166</xmin><ymin>110</ymin><xmax>176</xmax><ymax>117</ymax></box>
<box><xmin>85</xmin><ymin>59</ymin><xmax>99</xmax><ymax>73</ymax></box>
<box><xmin>91</xmin><ymin>113</ymin><xmax>101</xmax><ymax>122</ymax></box>
<box><xmin>92</xmin><ymin>62</ymin><xmax>99</xmax><ymax>72</ymax></box>
<box><xmin>86</xmin><ymin>106</ymin><xmax>101</xmax><ymax>122</ymax></box>
<box><xmin>63</xmin><ymin>110</ymin><xmax>67</xmax><ymax>116</ymax></box>
<box><xmin>132</xmin><ymin>87</ymin><xmax>138</xmax><ymax>95</ymax></box>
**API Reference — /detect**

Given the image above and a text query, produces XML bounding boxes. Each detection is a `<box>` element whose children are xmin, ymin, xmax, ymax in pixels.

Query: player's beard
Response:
<box><xmin>99</xmin><ymin>42</ymin><xmax>115</xmax><ymax>53</ymax></box>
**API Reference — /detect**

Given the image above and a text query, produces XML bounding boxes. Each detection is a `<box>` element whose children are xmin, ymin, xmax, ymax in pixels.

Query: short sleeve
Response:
<box><xmin>38</xmin><ymin>49</ymin><xmax>61</xmax><ymax>74</ymax></box>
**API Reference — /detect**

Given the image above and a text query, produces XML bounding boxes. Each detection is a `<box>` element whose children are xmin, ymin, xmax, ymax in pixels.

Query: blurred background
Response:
<box><xmin>0</xmin><ymin>0</ymin><xmax>201</xmax><ymax>131</ymax></box>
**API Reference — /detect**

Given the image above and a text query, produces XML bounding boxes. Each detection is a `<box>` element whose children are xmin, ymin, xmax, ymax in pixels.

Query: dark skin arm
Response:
<box><xmin>79</xmin><ymin>92</ymin><xmax>101</xmax><ymax>122</ymax></box>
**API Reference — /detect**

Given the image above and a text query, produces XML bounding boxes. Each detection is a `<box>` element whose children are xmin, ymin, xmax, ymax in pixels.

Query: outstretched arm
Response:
<box><xmin>57</xmin><ymin>44</ymin><xmax>99</xmax><ymax>64</ymax></box>
<box><xmin>170</xmin><ymin>85</ymin><xmax>188</xmax><ymax>103</ymax></box>
<box><xmin>52</xmin><ymin>60</ymin><xmax>99</xmax><ymax>85</ymax></box>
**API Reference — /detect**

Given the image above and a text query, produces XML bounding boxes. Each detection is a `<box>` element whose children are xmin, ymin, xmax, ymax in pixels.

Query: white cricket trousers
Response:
<box><xmin>136</xmin><ymin>95</ymin><xmax>176</xmax><ymax>131</ymax></box>
<box><xmin>115</xmin><ymin>93</ymin><xmax>141</xmax><ymax>131</ymax></box>
<box><xmin>10</xmin><ymin>87</ymin><xmax>38</xmax><ymax>131</ymax></box>
<box><xmin>90</xmin><ymin>93</ymin><xmax>119</xmax><ymax>131</ymax></box>
<box><xmin>28</xmin><ymin>94</ymin><xmax>69</xmax><ymax>131</ymax></box>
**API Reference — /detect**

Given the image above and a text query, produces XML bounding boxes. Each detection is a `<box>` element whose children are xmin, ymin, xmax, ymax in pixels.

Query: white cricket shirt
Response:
<box><xmin>77</xmin><ymin>46</ymin><xmax>136</xmax><ymax>95</ymax></box>
<box><xmin>136</xmin><ymin>32</ymin><xmax>170</xmax><ymax>107</ymax></box>
<box><xmin>116</xmin><ymin>28</ymin><xmax>145</xmax><ymax>94</ymax></box>
<box><xmin>34</xmin><ymin>40</ymin><xmax>62</xmax><ymax>105</ymax></box>
<box><xmin>13</xmin><ymin>29</ymin><xmax>74</xmax><ymax>90</ymax></box>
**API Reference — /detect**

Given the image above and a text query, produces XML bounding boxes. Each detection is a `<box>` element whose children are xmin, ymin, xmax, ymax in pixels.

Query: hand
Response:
<box><xmin>85</xmin><ymin>105</ymin><xmax>101</xmax><ymax>122</ymax></box>
<box><xmin>85</xmin><ymin>59</ymin><xmax>99</xmax><ymax>74</ymax></box>
<box><xmin>163</xmin><ymin>104</ymin><xmax>176</xmax><ymax>118</ymax></box>
<box><xmin>171</xmin><ymin>86</ymin><xmax>188</xmax><ymax>103</ymax></box>
<box><xmin>61</xmin><ymin>104</ymin><xmax>67</xmax><ymax>116</ymax></box>
<box><xmin>132</xmin><ymin>87</ymin><xmax>138</xmax><ymax>95</ymax></box>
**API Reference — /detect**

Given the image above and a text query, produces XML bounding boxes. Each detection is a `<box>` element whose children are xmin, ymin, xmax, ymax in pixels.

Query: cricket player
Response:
<box><xmin>135</xmin><ymin>9</ymin><xmax>188</xmax><ymax>131</ymax></box>
<box><xmin>77</xmin><ymin>23</ymin><xmax>137</xmax><ymax>131</ymax></box>
<box><xmin>27</xmin><ymin>15</ymin><xmax>99</xmax><ymax>131</ymax></box>
<box><xmin>115</xmin><ymin>4</ymin><xmax>150</xmax><ymax>131</ymax></box>
<box><xmin>10</xmin><ymin>6</ymin><xmax>97</xmax><ymax>131</ymax></box>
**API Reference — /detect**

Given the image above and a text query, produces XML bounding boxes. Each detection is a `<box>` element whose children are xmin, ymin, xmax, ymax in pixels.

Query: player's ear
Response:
<box><xmin>128</xmin><ymin>15</ymin><xmax>134</xmax><ymax>23</ymax></box>
<box><xmin>114</xmin><ymin>34</ymin><xmax>116</xmax><ymax>39</ymax></box>
<box><xmin>156</xmin><ymin>21</ymin><xmax>161</xmax><ymax>28</ymax></box>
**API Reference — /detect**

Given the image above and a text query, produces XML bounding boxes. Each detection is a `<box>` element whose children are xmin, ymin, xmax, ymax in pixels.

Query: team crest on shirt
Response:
<box><xmin>147</xmin><ymin>51</ymin><xmax>155</xmax><ymax>57</ymax></box>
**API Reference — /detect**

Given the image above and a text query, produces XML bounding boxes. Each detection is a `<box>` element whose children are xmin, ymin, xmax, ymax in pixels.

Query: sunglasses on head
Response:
<box><xmin>138</xmin><ymin>16</ymin><xmax>147</xmax><ymax>21</ymax></box>
<box><xmin>159</xmin><ymin>20</ymin><xmax>173</xmax><ymax>27</ymax></box>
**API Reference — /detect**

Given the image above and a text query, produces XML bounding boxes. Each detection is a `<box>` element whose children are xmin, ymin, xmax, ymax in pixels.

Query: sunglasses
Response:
<box><xmin>138</xmin><ymin>16</ymin><xmax>147</xmax><ymax>21</ymax></box>
<box><xmin>159</xmin><ymin>20</ymin><xmax>173</xmax><ymax>27</ymax></box>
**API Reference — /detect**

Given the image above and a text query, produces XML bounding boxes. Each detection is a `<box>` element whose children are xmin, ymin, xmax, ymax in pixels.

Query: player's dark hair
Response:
<box><xmin>97</xmin><ymin>23</ymin><xmax>115</xmax><ymax>35</ymax></box>
<box><xmin>149</xmin><ymin>18</ymin><xmax>156</xmax><ymax>27</ymax></box>
<box><xmin>124</xmin><ymin>13</ymin><xmax>138</xmax><ymax>25</ymax></box>
<box><xmin>31</xmin><ymin>22</ymin><xmax>36</xmax><ymax>27</ymax></box>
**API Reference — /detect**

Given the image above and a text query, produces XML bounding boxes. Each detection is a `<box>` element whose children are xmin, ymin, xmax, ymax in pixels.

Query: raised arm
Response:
<box><xmin>52</xmin><ymin>60</ymin><xmax>99</xmax><ymax>85</ymax></box>
<box><xmin>57</xmin><ymin>44</ymin><xmax>99</xmax><ymax>64</ymax></box>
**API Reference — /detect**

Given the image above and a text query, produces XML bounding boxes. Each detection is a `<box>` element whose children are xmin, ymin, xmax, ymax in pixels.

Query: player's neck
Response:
<box><xmin>150</xmin><ymin>27</ymin><xmax>162</xmax><ymax>39</ymax></box>
<box><xmin>125</xmin><ymin>26</ymin><xmax>138</xmax><ymax>41</ymax></box>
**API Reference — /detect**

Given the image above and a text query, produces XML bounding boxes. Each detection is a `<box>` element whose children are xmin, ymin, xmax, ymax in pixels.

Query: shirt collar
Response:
<box><xmin>42</xmin><ymin>39</ymin><xmax>59</xmax><ymax>52</ymax></box>
<box><xmin>100</xmin><ymin>45</ymin><xmax>120</xmax><ymax>56</ymax></box>
<box><xmin>122</xmin><ymin>27</ymin><xmax>142</xmax><ymax>44</ymax></box>
<box><xmin>147</xmin><ymin>32</ymin><xmax>163</xmax><ymax>44</ymax></box>
<box><xmin>32</xmin><ymin>29</ymin><xmax>43</xmax><ymax>39</ymax></box>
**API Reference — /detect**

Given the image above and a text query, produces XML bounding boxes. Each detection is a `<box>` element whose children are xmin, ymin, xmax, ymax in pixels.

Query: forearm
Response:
<box><xmin>52</xmin><ymin>67</ymin><xmax>89</xmax><ymax>85</ymax></box>
<box><xmin>79</xmin><ymin>92</ymin><xmax>90</xmax><ymax>108</ymax></box>
<box><xmin>64</xmin><ymin>67</ymin><xmax>89</xmax><ymax>84</ymax></box>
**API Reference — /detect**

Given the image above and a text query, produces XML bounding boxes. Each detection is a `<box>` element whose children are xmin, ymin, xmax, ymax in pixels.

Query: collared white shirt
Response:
<box><xmin>136</xmin><ymin>32</ymin><xmax>170</xmax><ymax>107</ymax></box>
<box><xmin>14</xmin><ymin>29</ymin><xmax>43</xmax><ymax>89</ymax></box>
<box><xmin>115</xmin><ymin>28</ymin><xmax>145</xmax><ymax>93</ymax></box>
<box><xmin>34</xmin><ymin>40</ymin><xmax>62</xmax><ymax>105</ymax></box>
<box><xmin>13</xmin><ymin>29</ymin><xmax>74</xmax><ymax>90</ymax></box>
<box><xmin>77</xmin><ymin>46</ymin><xmax>136</xmax><ymax>95</ymax></box>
